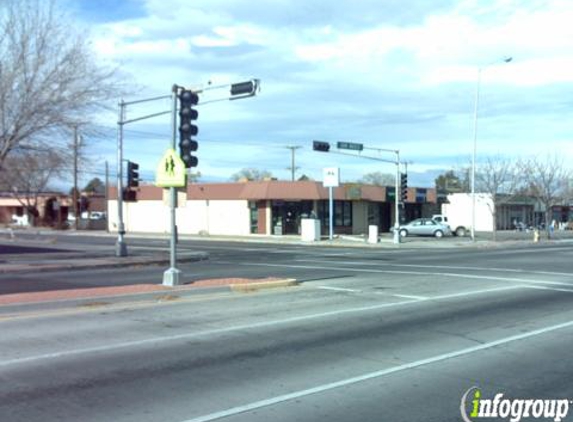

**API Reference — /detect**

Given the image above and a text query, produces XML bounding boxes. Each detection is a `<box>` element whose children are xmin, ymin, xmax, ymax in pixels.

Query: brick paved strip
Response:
<box><xmin>0</xmin><ymin>284</ymin><xmax>170</xmax><ymax>305</ymax></box>
<box><xmin>0</xmin><ymin>278</ymin><xmax>295</xmax><ymax>306</ymax></box>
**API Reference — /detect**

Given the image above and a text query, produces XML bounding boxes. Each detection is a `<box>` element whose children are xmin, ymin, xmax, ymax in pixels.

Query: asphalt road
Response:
<box><xmin>1</xmin><ymin>233</ymin><xmax>573</xmax><ymax>421</ymax></box>
<box><xmin>0</xmin><ymin>231</ymin><xmax>572</xmax><ymax>293</ymax></box>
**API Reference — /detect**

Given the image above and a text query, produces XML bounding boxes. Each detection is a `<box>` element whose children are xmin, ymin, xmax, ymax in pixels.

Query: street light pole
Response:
<box><xmin>394</xmin><ymin>150</ymin><xmax>401</xmax><ymax>245</ymax></box>
<box><xmin>470</xmin><ymin>68</ymin><xmax>482</xmax><ymax>242</ymax></box>
<box><xmin>470</xmin><ymin>57</ymin><xmax>512</xmax><ymax>242</ymax></box>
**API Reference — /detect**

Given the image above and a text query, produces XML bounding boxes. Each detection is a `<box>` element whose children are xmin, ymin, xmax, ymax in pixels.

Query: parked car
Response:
<box><xmin>432</xmin><ymin>214</ymin><xmax>467</xmax><ymax>237</ymax></box>
<box><xmin>397</xmin><ymin>218</ymin><xmax>452</xmax><ymax>238</ymax></box>
<box><xmin>89</xmin><ymin>211</ymin><xmax>106</xmax><ymax>220</ymax></box>
<box><xmin>10</xmin><ymin>215</ymin><xmax>29</xmax><ymax>226</ymax></box>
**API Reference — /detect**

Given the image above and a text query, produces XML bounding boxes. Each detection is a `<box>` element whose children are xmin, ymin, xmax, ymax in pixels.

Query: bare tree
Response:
<box><xmin>359</xmin><ymin>171</ymin><xmax>394</xmax><ymax>186</ymax></box>
<box><xmin>520</xmin><ymin>156</ymin><xmax>571</xmax><ymax>237</ymax></box>
<box><xmin>0</xmin><ymin>0</ymin><xmax>125</xmax><ymax>167</ymax></box>
<box><xmin>84</xmin><ymin>177</ymin><xmax>105</xmax><ymax>194</ymax></box>
<box><xmin>475</xmin><ymin>155</ymin><xmax>520</xmax><ymax>240</ymax></box>
<box><xmin>0</xmin><ymin>149</ymin><xmax>65</xmax><ymax>225</ymax></box>
<box><xmin>231</xmin><ymin>168</ymin><xmax>273</xmax><ymax>181</ymax></box>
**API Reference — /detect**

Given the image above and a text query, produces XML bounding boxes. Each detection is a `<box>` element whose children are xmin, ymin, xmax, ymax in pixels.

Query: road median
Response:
<box><xmin>0</xmin><ymin>277</ymin><xmax>299</xmax><ymax>309</ymax></box>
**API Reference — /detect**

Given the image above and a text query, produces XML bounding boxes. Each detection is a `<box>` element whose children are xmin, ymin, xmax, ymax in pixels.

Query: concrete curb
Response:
<box><xmin>229</xmin><ymin>278</ymin><xmax>299</xmax><ymax>292</ymax></box>
<box><xmin>5</xmin><ymin>228</ymin><xmax>573</xmax><ymax>249</ymax></box>
<box><xmin>0</xmin><ymin>279</ymin><xmax>298</xmax><ymax>313</ymax></box>
<box><xmin>0</xmin><ymin>284</ymin><xmax>233</xmax><ymax>316</ymax></box>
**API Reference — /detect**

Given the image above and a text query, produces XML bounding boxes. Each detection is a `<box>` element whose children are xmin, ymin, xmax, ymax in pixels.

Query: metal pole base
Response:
<box><xmin>163</xmin><ymin>267</ymin><xmax>182</xmax><ymax>286</ymax></box>
<box><xmin>393</xmin><ymin>228</ymin><xmax>401</xmax><ymax>244</ymax></box>
<box><xmin>115</xmin><ymin>240</ymin><xmax>128</xmax><ymax>257</ymax></box>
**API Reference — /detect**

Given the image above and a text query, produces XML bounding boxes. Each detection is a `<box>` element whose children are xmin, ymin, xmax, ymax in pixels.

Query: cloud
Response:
<box><xmin>75</xmin><ymin>0</ymin><xmax>573</xmax><ymax>187</ymax></box>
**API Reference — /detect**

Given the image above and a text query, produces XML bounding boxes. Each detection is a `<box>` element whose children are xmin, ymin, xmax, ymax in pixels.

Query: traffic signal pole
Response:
<box><xmin>394</xmin><ymin>151</ymin><xmax>401</xmax><ymax>245</ymax></box>
<box><xmin>114</xmin><ymin>80</ymin><xmax>259</xmax><ymax>273</ymax></box>
<box><xmin>163</xmin><ymin>85</ymin><xmax>182</xmax><ymax>287</ymax></box>
<box><xmin>314</xmin><ymin>142</ymin><xmax>403</xmax><ymax>244</ymax></box>
<box><xmin>116</xmin><ymin>100</ymin><xmax>128</xmax><ymax>257</ymax></box>
<box><xmin>362</xmin><ymin>146</ymin><xmax>401</xmax><ymax>244</ymax></box>
<box><xmin>115</xmin><ymin>95</ymin><xmax>173</xmax><ymax>257</ymax></box>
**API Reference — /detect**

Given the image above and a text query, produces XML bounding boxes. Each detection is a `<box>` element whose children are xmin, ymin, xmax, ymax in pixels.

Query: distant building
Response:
<box><xmin>107</xmin><ymin>181</ymin><xmax>438</xmax><ymax>236</ymax></box>
<box><xmin>0</xmin><ymin>192</ymin><xmax>72</xmax><ymax>226</ymax></box>
<box><xmin>0</xmin><ymin>191</ymin><xmax>106</xmax><ymax>227</ymax></box>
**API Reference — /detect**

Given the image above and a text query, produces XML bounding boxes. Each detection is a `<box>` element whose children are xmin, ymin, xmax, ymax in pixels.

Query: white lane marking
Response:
<box><xmin>0</xmin><ymin>286</ymin><xmax>523</xmax><ymax>368</ymax></box>
<box><xmin>440</xmin><ymin>272</ymin><xmax>573</xmax><ymax>287</ymax></box>
<box><xmin>181</xmin><ymin>318</ymin><xmax>573</xmax><ymax>422</ymax></box>
<box><xmin>477</xmin><ymin>246</ymin><xmax>573</xmax><ymax>255</ymax></box>
<box><xmin>295</xmin><ymin>258</ymin><xmax>573</xmax><ymax>277</ymax></box>
<box><xmin>522</xmin><ymin>285</ymin><xmax>573</xmax><ymax>294</ymax></box>
<box><xmin>317</xmin><ymin>286</ymin><xmax>428</xmax><ymax>300</ymax></box>
<box><xmin>389</xmin><ymin>293</ymin><xmax>429</xmax><ymax>300</ymax></box>
<box><xmin>239</xmin><ymin>262</ymin><xmax>573</xmax><ymax>287</ymax></box>
<box><xmin>316</xmin><ymin>286</ymin><xmax>360</xmax><ymax>293</ymax></box>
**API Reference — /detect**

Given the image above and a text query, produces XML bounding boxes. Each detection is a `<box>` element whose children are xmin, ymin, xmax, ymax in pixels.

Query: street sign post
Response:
<box><xmin>323</xmin><ymin>167</ymin><xmax>340</xmax><ymax>241</ymax></box>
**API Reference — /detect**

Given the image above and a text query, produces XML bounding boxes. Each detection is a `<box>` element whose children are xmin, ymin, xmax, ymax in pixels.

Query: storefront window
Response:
<box><xmin>335</xmin><ymin>201</ymin><xmax>352</xmax><ymax>226</ymax></box>
<box><xmin>319</xmin><ymin>201</ymin><xmax>352</xmax><ymax>227</ymax></box>
<box><xmin>249</xmin><ymin>202</ymin><xmax>258</xmax><ymax>234</ymax></box>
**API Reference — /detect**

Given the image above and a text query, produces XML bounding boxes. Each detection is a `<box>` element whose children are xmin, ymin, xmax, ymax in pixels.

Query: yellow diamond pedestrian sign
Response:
<box><xmin>156</xmin><ymin>148</ymin><xmax>187</xmax><ymax>188</ymax></box>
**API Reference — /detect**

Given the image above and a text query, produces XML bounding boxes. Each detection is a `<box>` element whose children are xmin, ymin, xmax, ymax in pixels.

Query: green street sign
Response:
<box><xmin>387</xmin><ymin>187</ymin><xmax>396</xmax><ymax>202</ymax></box>
<box><xmin>156</xmin><ymin>148</ymin><xmax>187</xmax><ymax>188</ymax></box>
<box><xmin>337</xmin><ymin>141</ymin><xmax>363</xmax><ymax>151</ymax></box>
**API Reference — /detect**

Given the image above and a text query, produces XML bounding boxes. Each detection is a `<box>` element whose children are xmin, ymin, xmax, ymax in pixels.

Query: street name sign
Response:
<box><xmin>337</xmin><ymin>141</ymin><xmax>363</xmax><ymax>151</ymax></box>
<box><xmin>156</xmin><ymin>148</ymin><xmax>187</xmax><ymax>188</ymax></box>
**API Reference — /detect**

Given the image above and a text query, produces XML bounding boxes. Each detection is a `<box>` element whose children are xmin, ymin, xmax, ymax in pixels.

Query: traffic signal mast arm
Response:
<box><xmin>314</xmin><ymin>141</ymin><xmax>401</xmax><ymax>165</ymax></box>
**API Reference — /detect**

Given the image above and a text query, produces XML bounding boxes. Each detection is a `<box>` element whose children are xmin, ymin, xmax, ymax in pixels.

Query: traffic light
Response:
<box><xmin>178</xmin><ymin>89</ymin><xmax>199</xmax><ymax>168</ymax></box>
<box><xmin>400</xmin><ymin>172</ymin><xmax>408</xmax><ymax>202</ymax></box>
<box><xmin>231</xmin><ymin>81</ymin><xmax>256</xmax><ymax>96</ymax></box>
<box><xmin>127</xmin><ymin>161</ymin><xmax>139</xmax><ymax>188</ymax></box>
<box><xmin>313</xmin><ymin>140</ymin><xmax>330</xmax><ymax>152</ymax></box>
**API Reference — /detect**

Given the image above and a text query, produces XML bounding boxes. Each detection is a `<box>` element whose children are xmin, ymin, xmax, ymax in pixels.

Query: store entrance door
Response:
<box><xmin>283</xmin><ymin>202</ymin><xmax>300</xmax><ymax>235</ymax></box>
<box><xmin>271</xmin><ymin>201</ymin><xmax>314</xmax><ymax>235</ymax></box>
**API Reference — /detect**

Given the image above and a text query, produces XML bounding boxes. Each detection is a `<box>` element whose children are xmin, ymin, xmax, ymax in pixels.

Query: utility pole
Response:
<box><xmin>105</xmin><ymin>161</ymin><xmax>110</xmax><ymax>233</ymax></box>
<box><xmin>73</xmin><ymin>126</ymin><xmax>80</xmax><ymax>230</ymax></box>
<box><xmin>286</xmin><ymin>145</ymin><xmax>302</xmax><ymax>181</ymax></box>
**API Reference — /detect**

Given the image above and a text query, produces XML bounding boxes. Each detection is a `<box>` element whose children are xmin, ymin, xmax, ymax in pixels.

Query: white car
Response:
<box><xmin>398</xmin><ymin>218</ymin><xmax>452</xmax><ymax>238</ymax></box>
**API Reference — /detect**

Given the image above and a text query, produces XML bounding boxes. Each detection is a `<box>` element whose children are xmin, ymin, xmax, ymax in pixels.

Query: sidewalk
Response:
<box><xmin>4</xmin><ymin>226</ymin><xmax>571</xmax><ymax>251</ymax></box>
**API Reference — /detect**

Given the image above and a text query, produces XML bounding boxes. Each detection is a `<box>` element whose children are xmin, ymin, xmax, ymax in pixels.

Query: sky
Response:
<box><xmin>63</xmin><ymin>0</ymin><xmax>573</xmax><ymax>187</ymax></box>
